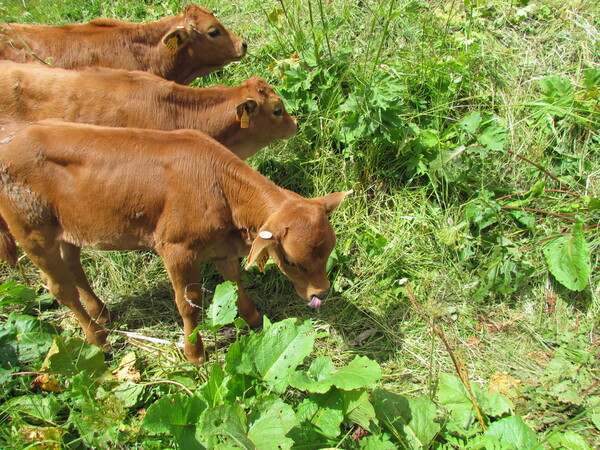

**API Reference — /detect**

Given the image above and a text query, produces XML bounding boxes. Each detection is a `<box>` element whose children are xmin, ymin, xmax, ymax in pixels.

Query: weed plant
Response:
<box><xmin>1</xmin><ymin>0</ymin><xmax>599</xmax><ymax>447</ymax></box>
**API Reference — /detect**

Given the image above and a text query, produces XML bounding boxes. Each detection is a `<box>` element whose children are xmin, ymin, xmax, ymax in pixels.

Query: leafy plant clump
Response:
<box><xmin>2</xmin><ymin>282</ymin><xmax>598</xmax><ymax>448</ymax></box>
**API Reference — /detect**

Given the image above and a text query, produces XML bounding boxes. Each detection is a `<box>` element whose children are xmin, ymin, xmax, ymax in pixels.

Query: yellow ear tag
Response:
<box><xmin>240</xmin><ymin>108</ymin><xmax>250</xmax><ymax>128</ymax></box>
<box><xmin>165</xmin><ymin>36</ymin><xmax>179</xmax><ymax>55</ymax></box>
<box><xmin>256</xmin><ymin>249</ymin><xmax>269</xmax><ymax>272</ymax></box>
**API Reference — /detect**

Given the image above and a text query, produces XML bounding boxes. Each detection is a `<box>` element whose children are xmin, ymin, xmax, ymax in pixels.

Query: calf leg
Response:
<box><xmin>19</xmin><ymin>237</ymin><xmax>108</xmax><ymax>348</ymax></box>
<box><xmin>214</xmin><ymin>258</ymin><xmax>262</xmax><ymax>328</ymax></box>
<box><xmin>60</xmin><ymin>242</ymin><xmax>111</xmax><ymax>324</ymax></box>
<box><xmin>158</xmin><ymin>245</ymin><xmax>205</xmax><ymax>364</ymax></box>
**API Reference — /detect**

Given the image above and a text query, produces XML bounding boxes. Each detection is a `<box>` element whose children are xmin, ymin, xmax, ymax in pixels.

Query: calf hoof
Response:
<box><xmin>184</xmin><ymin>344</ymin><xmax>206</xmax><ymax>365</ymax></box>
<box><xmin>241</xmin><ymin>310</ymin><xmax>263</xmax><ymax>329</ymax></box>
<box><xmin>184</xmin><ymin>352</ymin><xmax>206</xmax><ymax>365</ymax></box>
<box><xmin>94</xmin><ymin>308</ymin><xmax>113</xmax><ymax>325</ymax></box>
<box><xmin>249</xmin><ymin>317</ymin><xmax>263</xmax><ymax>331</ymax></box>
<box><xmin>85</xmin><ymin>327</ymin><xmax>110</xmax><ymax>351</ymax></box>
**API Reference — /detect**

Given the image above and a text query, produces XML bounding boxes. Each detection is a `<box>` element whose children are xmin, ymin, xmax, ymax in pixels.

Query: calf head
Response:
<box><xmin>162</xmin><ymin>5</ymin><xmax>247</xmax><ymax>80</ymax></box>
<box><xmin>245</xmin><ymin>191</ymin><xmax>351</xmax><ymax>307</ymax></box>
<box><xmin>233</xmin><ymin>77</ymin><xmax>298</xmax><ymax>158</ymax></box>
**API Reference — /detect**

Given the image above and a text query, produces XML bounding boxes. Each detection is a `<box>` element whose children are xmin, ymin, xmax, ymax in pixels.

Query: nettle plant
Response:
<box><xmin>434</xmin><ymin>70</ymin><xmax>600</xmax><ymax>299</ymax></box>
<box><xmin>4</xmin><ymin>280</ymin><xmax>590</xmax><ymax>449</ymax></box>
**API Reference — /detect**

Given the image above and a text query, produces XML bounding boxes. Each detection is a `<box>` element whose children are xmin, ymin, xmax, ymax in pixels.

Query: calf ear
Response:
<box><xmin>236</xmin><ymin>99</ymin><xmax>259</xmax><ymax>118</ymax></box>
<box><xmin>236</xmin><ymin>99</ymin><xmax>259</xmax><ymax>129</ymax></box>
<box><xmin>162</xmin><ymin>27</ymin><xmax>190</xmax><ymax>54</ymax></box>
<box><xmin>245</xmin><ymin>231</ymin><xmax>275</xmax><ymax>271</ymax></box>
<box><xmin>314</xmin><ymin>190</ymin><xmax>353</xmax><ymax>214</ymax></box>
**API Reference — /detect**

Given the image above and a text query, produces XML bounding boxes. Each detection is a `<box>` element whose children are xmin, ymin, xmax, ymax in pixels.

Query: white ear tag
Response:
<box><xmin>259</xmin><ymin>231</ymin><xmax>273</xmax><ymax>239</ymax></box>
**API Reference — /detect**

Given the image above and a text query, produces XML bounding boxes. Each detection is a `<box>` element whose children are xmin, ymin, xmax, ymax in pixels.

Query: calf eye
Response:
<box><xmin>208</xmin><ymin>28</ymin><xmax>221</xmax><ymax>38</ymax></box>
<box><xmin>282</xmin><ymin>255</ymin><xmax>298</xmax><ymax>269</ymax></box>
<box><xmin>273</xmin><ymin>108</ymin><xmax>283</xmax><ymax>116</ymax></box>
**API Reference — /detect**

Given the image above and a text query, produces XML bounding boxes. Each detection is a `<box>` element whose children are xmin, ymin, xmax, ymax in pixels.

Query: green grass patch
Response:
<box><xmin>1</xmin><ymin>0</ymin><xmax>599</xmax><ymax>447</ymax></box>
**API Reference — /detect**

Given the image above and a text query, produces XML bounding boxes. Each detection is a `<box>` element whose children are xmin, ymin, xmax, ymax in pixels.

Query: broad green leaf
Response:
<box><xmin>437</xmin><ymin>373</ymin><xmax>477</xmax><ymax>428</ymax></box>
<box><xmin>360</xmin><ymin>433</ymin><xmax>396</xmax><ymax>449</ymax></box>
<box><xmin>237</xmin><ymin>318</ymin><xmax>316</xmax><ymax>392</ymax></box>
<box><xmin>477</xmin><ymin>125</ymin><xmax>507</xmax><ymax>151</ymax></box>
<box><xmin>484</xmin><ymin>416</ymin><xmax>538</xmax><ymax>449</ymax></box>
<box><xmin>199</xmin><ymin>363</ymin><xmax>227</xmax><ymax>407</ymax></box>
<box><xmin>371</xmin><ymin>389</ymin><xmax>440</xmax><ymax>448</ymax></box>
<box><xmin>206</xmin><ymin>281</ymin><xmax>238</xmax><ymax>331</ymax></box>
<box><xmin>112</xmin><ymin>381</ymin><xmax>145</xmax><ymax>408</ymax></box>
<box><xmin>190</xmin><ymin>281</ymin><xmax>238</xmax><ymax>338</ymax></box>
<box><xmin>0</xmin><ymin>282</ymin><xmax>37</xmax><ymax>305</ymax></box>
<box><xmin>289</xmin><ymin>355</ymin><xmax>381</xmax><ymax>393</ymax></box>
<box><xmin>0</xmin><ymin>327</ymin><xmax>19</xmax><ymax>378</ymax></box>
<box><xmin>340</xmin><ymin>389</ymin><xmax>377</xmax><ymax>432</ymax></box>
<box><xmin>247</xmin><ymin>398</ymin><xmax>298</xmax><ymax>449</ymax></box>
<box><xmin>200</xmin><ymin>403</ymin><xmax>253</xmax><ymax>449</ymax></box>
<box><xmin>2</xmin><ymin>395</ymin><xmax>62</xmax><ymax>425</ymax></box>
<box><xmin>588</xmin><ymin>197</ymin><xmax>600</xmax><ymax>212</ymax></box>
<box><xmin>542</xmin><ymin>220</ymin><xmax>591</xmax><ymax>291</ymax></box>
<box><xmin>143</xmin><ymin>393</ymin><xmax>207</xmax><ymax>450</ymax></box>
<box><xmin>592</xmin><ymin>411</ymin><xmax>600</xmax><ymax>430</ymax></box>
<box><xmin>4</xmin><ymin>313</ymin><xmax>59</xmax><ymax>364</ymax></box>
<box><xmin>42</xmin><ymin>336</ymin><xmax>106</xmax><ymax>377</ymax></box>
<box><xmin>547</xmin><ymin>430</ymin><xmax>592</xmax><ymax>450</ymax></box>
<box><xmin>458</xmin><ymin>112</ymin><xmax>482</xmax><ymax>134</ymax></box>
<box><xmin>402</xmin><ymin>396</ymin><xmax>442</xmax><ymax>448</ymax></box>
<box><xmin>420</xmin><ymin>129</ymin><xmax>439</xmax><ymax>148</ymax></box>
<box><xmin>296</xmin><ymin>390</ymin><xmax>344</xmax><ymax>439</ymax></box>
<box><xmin>371</xmin><ymin>388</ymin><xmax>410</xmax><ymax>442</ymax></box>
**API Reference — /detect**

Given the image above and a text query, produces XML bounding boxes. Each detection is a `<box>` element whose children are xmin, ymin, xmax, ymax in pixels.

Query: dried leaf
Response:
<box><xmin>31</xmin><ymin>373</ymin><xmax>62</xmax><ymax>392</ymax></box>
<box><xmin>112</xmin><ymin>351</ymin><xmax>141</xmax><ymax>382</ymax></box>
<box><xmin>488</xmin><ymin>372</ymin><xmax>522</xmax><ymax>399</ymax></box>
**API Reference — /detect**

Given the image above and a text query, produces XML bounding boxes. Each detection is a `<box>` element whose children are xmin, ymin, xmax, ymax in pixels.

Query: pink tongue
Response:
<box><xmin>307</xmin><ymin>296</ymin><xmax>322</xmax><ymax>308</ymax></box>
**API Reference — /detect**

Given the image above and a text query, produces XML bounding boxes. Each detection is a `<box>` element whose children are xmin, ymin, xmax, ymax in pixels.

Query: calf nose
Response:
<box><xmin>241</xmin><ymin>41</ymin><xmax>248</xmax><ymax>52</ymax></box>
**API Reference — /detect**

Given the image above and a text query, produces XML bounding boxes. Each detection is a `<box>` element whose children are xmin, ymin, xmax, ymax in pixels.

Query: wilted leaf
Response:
<box><xmin>31</xmin><ymin>373</ymin><xmax>62</xmax><ymax>392</ymax></box>
<box><xmin>19</xmin><ymin>426</ymin><xmax>63</xmax><ymax>448</ymax></box>
<box><xmin>112</xmin><ymin>351</ymin><xmax>140</xmax><ymax>382</ymax></box>
<box><xmin>542</xmin><ymin>220</ymin><xmax>591</xmax><ymax>291</ymax></box>
<box><xmin>488</xmin><ymin>372</ymin><xmax>522</xmax><ymax>400</ymax></box>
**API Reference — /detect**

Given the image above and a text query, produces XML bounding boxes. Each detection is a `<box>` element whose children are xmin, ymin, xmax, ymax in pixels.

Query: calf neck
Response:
<box><xmin>0</xmin><ymin>121</ymin><xmax>349</xmax><ymax>363</ymax></box>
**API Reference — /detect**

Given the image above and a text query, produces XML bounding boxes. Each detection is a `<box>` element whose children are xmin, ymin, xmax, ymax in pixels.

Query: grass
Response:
<box><xmin>1</xmin><ymin>0</ymin><xmax>600</xmax><ymax>447</ymax></box>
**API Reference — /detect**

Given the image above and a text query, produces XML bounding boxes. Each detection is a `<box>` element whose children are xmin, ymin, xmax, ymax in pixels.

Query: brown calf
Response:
<box><xmin>0</xmin><ymin>61</ymin><xmax>297</xmax><ymax>159</ymax></box>
<box><xmin>0</xmin><ymin>5</ymin><xmax>246</xmax><ymax>85</ymax></box>
<box><xmin>0</xmin><ymin>121</ymin><xmax>350</xmax><ymax>363</ymax></box>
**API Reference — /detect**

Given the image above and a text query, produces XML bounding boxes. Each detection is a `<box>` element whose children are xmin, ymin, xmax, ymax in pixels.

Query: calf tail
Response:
<box><xmin>0</xmin><ymin>214</ymin><xmax>17</xmax><ymax>267</ymax></box>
